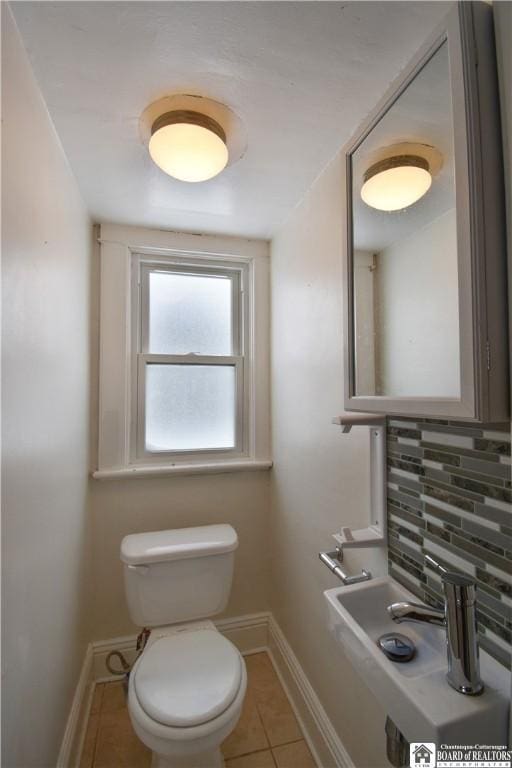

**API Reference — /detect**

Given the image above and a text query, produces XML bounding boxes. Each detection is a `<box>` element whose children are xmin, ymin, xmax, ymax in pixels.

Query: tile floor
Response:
<box><xmin>80</xmin><ymin>651</ymin><xmax>317</xmax><ymax>768</ymax></box>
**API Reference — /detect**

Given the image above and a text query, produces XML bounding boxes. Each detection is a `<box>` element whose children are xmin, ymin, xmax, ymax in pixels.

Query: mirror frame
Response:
<box><xmin>343</xmin><ymin>2</ymin><xmax>508</xmax><ymax>422</ymax></box>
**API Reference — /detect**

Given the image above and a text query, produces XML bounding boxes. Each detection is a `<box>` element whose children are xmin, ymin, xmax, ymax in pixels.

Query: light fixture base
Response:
<box><xmin>140</xmin><ymin>95</ymin><xmax>247</xmax><ymax>170</ymax></box>
<box><xmin>151</xmin><ymin>110</ymin><xmax>226</xmax><ymax>144</ymax></box>
<box><xmin>362</xmin><ymin>142</ymin><xmax>443</xmax><ymax>178</ymax></box>
<box><xmin>364</xmin><ymin>154</ymin><xmax>429</xmax><ymax>185</ymax></box>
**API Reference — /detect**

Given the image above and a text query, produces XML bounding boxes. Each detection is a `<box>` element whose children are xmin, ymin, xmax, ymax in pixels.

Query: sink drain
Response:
<box><xmin>377</xmin><ymin>632</ymin><xmax>416</xmax><ymax>662</ymax></box>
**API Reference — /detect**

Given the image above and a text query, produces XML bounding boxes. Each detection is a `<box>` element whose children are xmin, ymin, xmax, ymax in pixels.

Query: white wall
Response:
<box><xmin>1</xmin><ymin>7</ymin><xmax>93</xmax><ymax>766</ymax></box>
<box><xmin>374</xmin><ymin>208</ymin><xmax>460</xmax><ymax>397</ymax></box>
<box><xmin>270</xmin><ymin>152</ymin><xmax>389</xmax><ymax>767</ymax></box>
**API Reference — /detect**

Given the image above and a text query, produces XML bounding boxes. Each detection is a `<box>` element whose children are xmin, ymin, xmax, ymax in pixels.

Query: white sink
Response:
<box><xmin>325</xmin><ymin>576</ymin><xmax>510</xmax><ymax>744</ymax></box>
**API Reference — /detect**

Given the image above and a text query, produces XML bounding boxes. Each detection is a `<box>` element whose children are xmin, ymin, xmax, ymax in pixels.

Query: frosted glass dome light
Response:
<box><xmin>361</xmin><ymin>155</ymin><xmax>432</xmax><ymax>211</ymax></box>
<box><xmin>149</xmin><ymin>110</ymin><xmax>229</xmax><ymax>183</ymax></box>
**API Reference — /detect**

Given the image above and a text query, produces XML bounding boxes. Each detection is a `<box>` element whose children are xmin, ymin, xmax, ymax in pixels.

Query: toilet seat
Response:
<box><xmin>128</xmin><ymin>628</ymin><xmax>247</xmax><ymax>759</ymax></box>
<box><xmin>133</xmin><ymin>629</ymin><xmax>243</xmax><ymax>728</ymax></box>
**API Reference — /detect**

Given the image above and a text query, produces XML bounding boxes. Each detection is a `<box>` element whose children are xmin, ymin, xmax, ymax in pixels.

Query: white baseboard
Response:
<box><xmin>56</xmin><ymin>643</ymin><xmax>94</xmax><ymax>768</ymax></box>
<box><xmin>267</xmin><ymin>615</ymin><xmax>355</xmax><ymax>768</ymax></box>
<box><xmin>217</xmin><ymin>611</ymin><xmax>271</xmax><ymax>654</ymax></box>
<box><xmin>62</xmin><ymin>612</ymin><xmax>352</xmax><ymax>768</ymax></box>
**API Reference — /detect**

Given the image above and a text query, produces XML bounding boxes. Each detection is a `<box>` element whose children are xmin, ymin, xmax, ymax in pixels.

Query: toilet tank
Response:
<box><xmin>120</xmin><ymin>525</ymin><xmax>238</xmax><ymax>628</ymax></box>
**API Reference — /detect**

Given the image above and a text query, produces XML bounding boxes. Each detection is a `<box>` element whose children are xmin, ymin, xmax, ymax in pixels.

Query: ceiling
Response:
<box><xmin>12</xmin><ymin>1</ymin><xmax>451</xmax><ymax>239</ymax></box>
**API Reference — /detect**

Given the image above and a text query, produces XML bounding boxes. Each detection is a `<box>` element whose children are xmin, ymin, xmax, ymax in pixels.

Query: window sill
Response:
<box><xmin>92</xmin><ymin>459</ymin><xmax>273</xmax><ymax>480</ymax></box>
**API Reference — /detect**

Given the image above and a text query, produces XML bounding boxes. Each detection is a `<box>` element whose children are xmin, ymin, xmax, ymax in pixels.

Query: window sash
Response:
<box><xmin>139</xmin><ymin>263</ymin><xmax>242</xmax><ymax>357</ymax></box>
<box><xmin>136</xmin><ymin>354</ymin><xmax>244</xmax><ymax>458</ymax></box>
<box><xmin>132</xmin><ymin>256</ymin><xmax>247</xmax><ymax>464</ymax></box>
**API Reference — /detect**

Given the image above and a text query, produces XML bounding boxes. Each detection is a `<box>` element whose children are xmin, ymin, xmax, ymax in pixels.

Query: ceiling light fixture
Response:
<box><xmin>149</xmin><ymin>110</ymin><xmax>229</xmax><ymax>182</ymax></box>
<box><xmin>361</xmin><ymin>155</ymin><xmax>432</xmax><ymax>211</ymax></box>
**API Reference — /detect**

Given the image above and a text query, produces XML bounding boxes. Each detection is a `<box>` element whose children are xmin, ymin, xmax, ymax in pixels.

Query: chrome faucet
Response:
<box><xmin>387</xmin><ymin>555</ymin><xmax>484</xmax><ymax>695</ymax></box>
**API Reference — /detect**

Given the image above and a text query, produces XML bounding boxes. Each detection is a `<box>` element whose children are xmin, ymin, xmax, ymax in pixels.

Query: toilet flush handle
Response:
<box><xmin>127</xmin><ymin>564</ymin><xmax>149</xmax><ymax>575</ymax></box>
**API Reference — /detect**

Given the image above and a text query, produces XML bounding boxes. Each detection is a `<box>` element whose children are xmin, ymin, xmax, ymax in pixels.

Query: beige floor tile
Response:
<box><xmin>93</xmin><ymin>708</ymin><xmax>151</xmax><ymax>768</ymax></box>
<box><xmin>272</xmin><ymin>740</ymin><xmax>316</xmax><ymax>768</ymax></box>
<box><xmin>226</xmin><ymin>749</ymin><xmax>276</xmax><ymax>768</ymax></box>
<box><xmin>222</xmin><ymin>691</ymin><xmax>269</xmax><ymax>759</ymax></box>
<box><xmin>101</xmin><ymin>681</ymin><xmax>127</xmax><ymax>713</ymax></box>
<box><xmin>245</xmin><ymin>654</ymin><xmax>301</xmax><ymax>747</ymax></box>
<box><xmin>79</xmin><ymin>714</ymin><xmax>99</xmax><ymax>768</ymax></box>
<box><xmin>256</xmin><ymin>695</ymin><xmax>302</xmax><ymax>748</ymax></box>
<box><xmin>245</xmin><ymin>653</ymin><xmax>277</xmax><ymax>694</ymax></box>
<box><xmin>90</xmin><ymin>684</ymin><xmax>104</xmax><ymax>715</ymax></box>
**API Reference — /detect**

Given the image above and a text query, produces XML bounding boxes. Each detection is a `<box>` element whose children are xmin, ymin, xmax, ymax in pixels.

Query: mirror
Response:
<box><xmin>351</xmin><ymin>41</ymin><xmax>460</xmax><ymax>398</ymax></box>
<box><xmin>343</xmin><ymin>3</ymin><xmax>509</xmax><ymax>423</ymax></box>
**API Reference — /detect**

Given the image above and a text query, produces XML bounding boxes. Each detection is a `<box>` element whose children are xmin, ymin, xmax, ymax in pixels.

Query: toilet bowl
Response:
<box><xmin>128</xmin><ymin>622</ymin><xmax>247</xmax><ymax>768</ymax></box>
<box><xmin>120</xmin><ymin>525</ymin><xmax>247</xmax><ymax>768</ymax></box>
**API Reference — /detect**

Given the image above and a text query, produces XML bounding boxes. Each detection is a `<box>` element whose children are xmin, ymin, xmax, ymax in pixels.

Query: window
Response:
<box><xmin>134</xmin><ymin>258</ymin><xmax>246</xmax><ymax>460</ymax></box>
<box><xmin>94</xmin><ymin>223</ymin><xmax>271</xmax><ymax>478</ymax></box>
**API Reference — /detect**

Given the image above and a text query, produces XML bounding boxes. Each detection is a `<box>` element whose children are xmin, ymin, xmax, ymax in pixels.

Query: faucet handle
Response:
<box><xmin>442</xmin><ymin>571</ymin><xmax>477</xmax><ymax>607</ymax></box>
<box><xmin>425</xmin><ymin>554</ymin><xmax>476</xmax><ymax>604</ymax></box>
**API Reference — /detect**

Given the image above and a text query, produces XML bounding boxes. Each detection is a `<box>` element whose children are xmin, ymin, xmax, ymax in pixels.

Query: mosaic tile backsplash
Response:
<box><xmin>386</xmin><ymin>418</ymin><xmax>512</xmax><ymax>669</ymax></box>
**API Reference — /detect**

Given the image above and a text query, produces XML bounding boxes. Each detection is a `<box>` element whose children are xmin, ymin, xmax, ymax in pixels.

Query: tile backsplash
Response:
<box><xmin>386</xmin><ymin>417</ymin><xmax>512</xmax><ymax>669</ymax></box>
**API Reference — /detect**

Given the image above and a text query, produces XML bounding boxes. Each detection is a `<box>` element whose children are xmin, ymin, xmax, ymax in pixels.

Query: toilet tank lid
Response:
<box><xmin>120</xmin><ymin>524</ymin><xmax>238</xmax><ymax>565</ymax></box>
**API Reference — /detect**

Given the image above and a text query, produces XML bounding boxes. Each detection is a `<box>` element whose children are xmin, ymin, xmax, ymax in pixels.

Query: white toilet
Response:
<box><xmin>120</xmin><ymin>524</ymin><xmax>247</xmax><ymax>768</ymax></box>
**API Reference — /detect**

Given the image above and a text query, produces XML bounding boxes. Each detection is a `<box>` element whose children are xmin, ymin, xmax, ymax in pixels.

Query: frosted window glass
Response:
<box><xmin>149</xmin><ymin>272</ymin><xmax>232</xmax><ymax>355</ymax></box>
<box><xmin>145</xmin><ymin>365</ymin><xmax>236</xmax><ymax>451</ymax></box>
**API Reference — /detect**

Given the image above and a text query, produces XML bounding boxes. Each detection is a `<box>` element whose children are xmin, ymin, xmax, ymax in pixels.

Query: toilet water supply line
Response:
<box><xmin>105</xmin><ymin>627</ymin><xmax>151</xmax><ymax>678</ymax></box>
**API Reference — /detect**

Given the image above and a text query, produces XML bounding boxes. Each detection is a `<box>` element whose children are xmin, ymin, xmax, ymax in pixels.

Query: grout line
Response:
<box><xmin>272</xmin><ymin>739</ymin><xmax>304</xmax><ymax>748</ymax></box>
<box><xmin>225</xmin><ymin>738</ymin><xmax>305</xmax><ymax>762</ymax></box>
<box><xmin>84</xmin><ymin>684</ymin><xmax>103</xmax><ymax>768</ymax></box>
<box><xmin>226</xmin><ymin>746</ymin><xmax>274</xmax><ymax>759</ymax></box>
<box><xmin>225</xmin><ymin>750</ymin><xmax>268</xmax><ymax>761</ymax></box>
<box><xmin>90</xmin><ymin>719</ymin><xmax>100</xmax><ymax>768</ymax></box>
<box><xmin>96</xmin><ymin>682</ymin><xmax>105</xmax><ymax>714</ymax></box>
<box><xmin>92</xmin><ymin>683</ymin><xmax>104</xmax><ymax>768</ymax></box>
<box><xmin>272</xmin><ymin>738</ymin><xmax>305</xmax><ymax>749</ymax></box>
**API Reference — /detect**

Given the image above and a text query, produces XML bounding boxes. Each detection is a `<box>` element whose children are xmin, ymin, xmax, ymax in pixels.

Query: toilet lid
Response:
<box><xmin>133</xmin><ymin>630</ymin><xmax>243</xmax><ymax>727</ymax></box>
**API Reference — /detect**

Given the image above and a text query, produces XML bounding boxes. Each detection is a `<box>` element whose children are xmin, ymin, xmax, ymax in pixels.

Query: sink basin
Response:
<box><xmin>325</xmin><ymin>576</ymin><xmax>510</xmax><ymax>744</ymax></box>
<box><xmin>333</xmin><ymin>579</ymin><xmax>447</xmax><ymax>680</ymax></box>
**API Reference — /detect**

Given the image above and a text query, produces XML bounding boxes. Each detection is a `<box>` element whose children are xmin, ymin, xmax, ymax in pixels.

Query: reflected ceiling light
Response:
<box><xmin>361</xmin><ymin>155</ymin><xmax>432</xmax><ymax>211</ymax></box>
<box><xmin>149</xmin><ymin>110</ymin><xmax>228</xmax><ymax>182</ymax></box>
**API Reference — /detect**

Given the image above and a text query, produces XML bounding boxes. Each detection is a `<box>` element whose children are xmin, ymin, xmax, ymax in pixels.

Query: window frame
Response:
<box><xmin>130</xmin><ymin>253</ymin><xmax>250</xmax><ymax>466</ymax></box>
<box><xmin>94</xmin><ymin>223</ymin><xmax>271</xmax><ymax>479</ymax></box>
